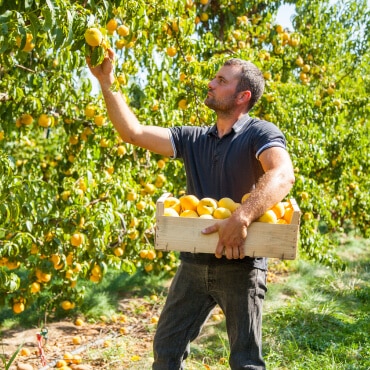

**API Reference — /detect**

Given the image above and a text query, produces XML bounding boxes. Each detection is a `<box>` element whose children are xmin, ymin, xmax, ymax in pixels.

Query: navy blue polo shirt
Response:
<box><xmin>168</xmin><ymin>114</ymin><xmax>287</xmax><ymax>269</ymax></box>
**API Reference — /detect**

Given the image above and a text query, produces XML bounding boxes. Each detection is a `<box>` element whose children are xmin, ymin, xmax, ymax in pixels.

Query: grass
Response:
<box><xmin>261</xmin><ymin>236</ymin><xmax>370</xmax><ymax>370</ymax></box>
<box><xmin>0</xmin><ymin>235</ymin><xmax>369</xmax><ymax>369</ymax></box>
<box><xmin>175</xmin><ymin>235</ymin><xmax>370</xmax><ymax>369</ymax></box>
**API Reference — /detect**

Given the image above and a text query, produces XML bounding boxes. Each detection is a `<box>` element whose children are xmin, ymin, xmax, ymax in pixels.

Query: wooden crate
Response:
<box><xmin>155</xmin><ymin>193</ymin><xmax>301</xmax><ymax>260</ymax></box>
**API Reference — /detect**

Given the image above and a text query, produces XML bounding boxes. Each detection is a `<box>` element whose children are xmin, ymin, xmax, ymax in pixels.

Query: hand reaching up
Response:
<box><xmin>86</xmin><ymin>48</ymin><xmax>115</xmax><ymax>89</ymax></box>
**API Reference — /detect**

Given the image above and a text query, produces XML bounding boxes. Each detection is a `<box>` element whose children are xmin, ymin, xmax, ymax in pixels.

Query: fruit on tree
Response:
<box><xmin>166</xmin><ymin>46</ymin><xmax>177</xmax><ymax>57</ymax></box>
<box><xmin>106</xmin><ymin>19</ymin><xmax>118</xmax><ymax>33</ymax></box>
<box><xmin>71</xmin><ymin>233</ymin><xmax>85</xmax><ymax>247</ymax></box>
<box><xmin>16</xmin><ymin>33</ymin><xmax>35</xmax><ymax>52</ymax></box>
<box><xmin>30</xmin><ymin>282</ymin><xmax>41</xmax><ymax>294</ymax></box>
<box><xmin>117</xmin><ymin>24</ymin><xmax>130</xmax><ymax>37</ymax></box>
<box><xmin>84</xmin><ymin>27</ymin><xmax>103</xmax><ymax>47</ymax></box>
<box><xmin>61</xmin><ymin>300</ymin><xmax>74</xmax><ymax>310</ymax></box>
<box><xmin>13</xmin><ymin>302</ymin><xmax>25</xmax><ymax>314</ymax></box>
<box><xmin>38</xmin><ymin>114</ymin><xmax>52</xmax><ymax>128</ymax></box>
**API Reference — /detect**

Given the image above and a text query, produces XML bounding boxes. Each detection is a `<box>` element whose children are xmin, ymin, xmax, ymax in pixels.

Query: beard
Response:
<box><xmin>204</xmin><ymin>93</ymin><xmax>237</xmax><ymax>113</ymax></box>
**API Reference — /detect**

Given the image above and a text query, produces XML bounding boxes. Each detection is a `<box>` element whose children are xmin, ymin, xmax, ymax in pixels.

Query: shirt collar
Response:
<box><xmin>233</xmin><ymin>114</ymin><xmax>251</xmax><ymax>132</ymax></box>
<box><xmin>208</xmin><ymin>114</ymin><xmax>251</xmax><ymax>136</ymax></box>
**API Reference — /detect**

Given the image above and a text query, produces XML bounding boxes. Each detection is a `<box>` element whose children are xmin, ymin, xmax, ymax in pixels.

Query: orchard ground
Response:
<box><xmin>1</xmin><ymin>234</ymin><xmax>369</xmax><ymax>370</ymax></box>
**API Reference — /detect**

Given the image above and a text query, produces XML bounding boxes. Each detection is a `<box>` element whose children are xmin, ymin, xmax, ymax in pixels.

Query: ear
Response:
<box><xmin>237</xmin><ymin>90</ymin><xmax>251</xmax><ymax>105</ymax></box>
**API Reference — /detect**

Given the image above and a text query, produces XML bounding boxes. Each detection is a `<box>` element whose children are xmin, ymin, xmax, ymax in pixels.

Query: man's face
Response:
<box><xmin>204</xmin><ymin>65</ymin><xmax>241</xmax><ymax>113</ymax></box>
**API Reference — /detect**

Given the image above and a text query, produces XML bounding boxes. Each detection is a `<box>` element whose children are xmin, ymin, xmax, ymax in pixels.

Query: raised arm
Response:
<box><xmin>87</xmin><ymin>49</ymin><xmax>174</xmax><ymax>157</ymax></box>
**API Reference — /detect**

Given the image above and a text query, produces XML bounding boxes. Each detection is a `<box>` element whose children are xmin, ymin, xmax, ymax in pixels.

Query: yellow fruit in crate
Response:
<box><xmin>197</xmin><ymin>197</ymin><xmax>218</xmax><ymax>216</ymax></box>
<box><xmin>241</xmin><ymin>192</ymin><xmax>251</xmax><ymax>203</ymax></box>
<box><xmin>164</xmin><ymin>196</ymin><xmax>181</xmax><ymax>214</ymax></box>
<box><xmin>283</xmin><ymin>207</ymin><xmax>294</xmax><ymax>224</ymax></box>
<box><xmin>270</xmin><ymin>202</ymin><xmax>285</xmax><ymax>219</ymax></box>
<box><xmin>180</xmin><ymin>210</ymin><xmax>199</xmax><ymax>218</ymax></box>
<box><xmin>179</xmin><ymin>194</ymin><xmax>199</xmax><ymax>211</ymax></box>
<box><xmin>200</xmin><ymin>214</ymin><xmax>214</xmax><ymax>219</ymax></box>
<box><xmin>277</xmin><ymin>219</ymin><xmax>288</xmax><ymax>224</ymax></box>
<box><xmin>218</xmin><ymin>197</ymin><xmax>238</xmax><ymax>212</ymax></box>
<box><xmin>164</xmin><ymin>208</ymin><xmax>179</xmax><ymax>217</ymax></box>
<box><xmin>257</xmin><ymin>210</ymin><xmax>278</xmax><ymax>224</ymax></box>
<box><xmin>213</xmin><ymin>207</ymin><xmax>232</xmax><ymax>219</ymax></box>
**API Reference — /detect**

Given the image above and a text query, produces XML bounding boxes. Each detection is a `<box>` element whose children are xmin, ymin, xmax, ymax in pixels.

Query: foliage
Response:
<box><xmin>0</xmin><ymin>0</ymin><xmax>369</xmax><ymax>312</ymax></box>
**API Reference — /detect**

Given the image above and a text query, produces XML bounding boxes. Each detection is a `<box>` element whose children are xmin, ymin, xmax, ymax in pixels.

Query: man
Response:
<box><xmin>88</xmin><ymin>50</ymin><xmax>295</xmax><ymax>369</ymax></box>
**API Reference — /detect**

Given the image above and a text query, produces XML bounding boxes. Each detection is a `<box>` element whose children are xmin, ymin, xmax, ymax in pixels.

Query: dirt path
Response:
<box><xmin>1</xmin><ymin>297</ymin><xmax>157</xmax><ymax>370</ymax></box>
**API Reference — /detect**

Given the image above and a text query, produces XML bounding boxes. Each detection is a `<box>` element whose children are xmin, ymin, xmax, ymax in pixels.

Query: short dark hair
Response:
<box><xmin>223</xmin><ymin>58</ymin><xmax>265</xmax><ymax>110</ymax></box>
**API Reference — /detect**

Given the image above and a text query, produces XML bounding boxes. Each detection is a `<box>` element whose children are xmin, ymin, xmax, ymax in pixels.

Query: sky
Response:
<box><xmin>276</xmin><ymin>3</ymin><xmax>295</xmax><ymax>30</ymax></box>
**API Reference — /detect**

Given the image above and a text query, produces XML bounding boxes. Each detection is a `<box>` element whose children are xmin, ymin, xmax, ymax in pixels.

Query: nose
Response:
<box><xmin>208</xmin><ymin>78</ymin><xmax>216</xmax><ymax>89</ymax></box>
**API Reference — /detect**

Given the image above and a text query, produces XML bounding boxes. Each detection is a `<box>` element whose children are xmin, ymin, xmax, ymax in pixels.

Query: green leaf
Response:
<box><xmin>41</xmin><ymin>6</ymin><xmax>53</xmax><ymax>31</ymax></box>
<box><xmin>25</xmin><ymin>220</ymin><xmax>33</xmax><ymax>232</ymax></box>
<box><xmin>90</xmin><ymin>45</ymin><xmax>105</xmax><ymax>67</ymax></box>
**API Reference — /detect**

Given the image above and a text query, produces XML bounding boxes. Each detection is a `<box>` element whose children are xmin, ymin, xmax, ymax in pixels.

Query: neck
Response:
<box><xmin>216</xmin><ymin>111</ymin><xmax>248</xmax><ymax>137</ymax></box>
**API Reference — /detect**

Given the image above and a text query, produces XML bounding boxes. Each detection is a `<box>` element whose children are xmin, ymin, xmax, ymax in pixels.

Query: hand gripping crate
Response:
<box><xmin>155</xmin><ymin>193</ymin><xmax>301</xmax><ymax>260</ymax></box>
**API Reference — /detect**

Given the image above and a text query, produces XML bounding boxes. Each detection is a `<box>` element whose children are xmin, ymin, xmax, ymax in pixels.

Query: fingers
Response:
<box><xmin>107</xmin><ymin>47</ymin><xmax>115</xmax><ymax>60</ymax></box>
<box><xmin>215</xmin><ymin>241</ymin><xmax>224</xmax><ymax>259</ymax></box>
<box><xmin>201</xmin><ymin>223</ymin><xmax>219</xmax><ymax>235</ymax></box>
<box><xmin>222</xmin><ymin>244</ymin><xmax>246</xmax><ymax>260</ymax></box>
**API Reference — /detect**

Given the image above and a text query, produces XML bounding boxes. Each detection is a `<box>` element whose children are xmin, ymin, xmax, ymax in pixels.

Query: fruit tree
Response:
<box><xmin>0</xmin><ymin>0</ymin><xmax>369</xmax><ymax>313</ymax></box>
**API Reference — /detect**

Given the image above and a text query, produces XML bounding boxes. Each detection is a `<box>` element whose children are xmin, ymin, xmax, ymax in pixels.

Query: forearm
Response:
<box><xmin>100</xmin><ymin>83</ymin><xmax>142</xmax><ymax>145</ymax></box>
<box><xmin>237</xmin><ymin>167</ymin><xmax>295</xmax><ymax>227</ymax></box>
